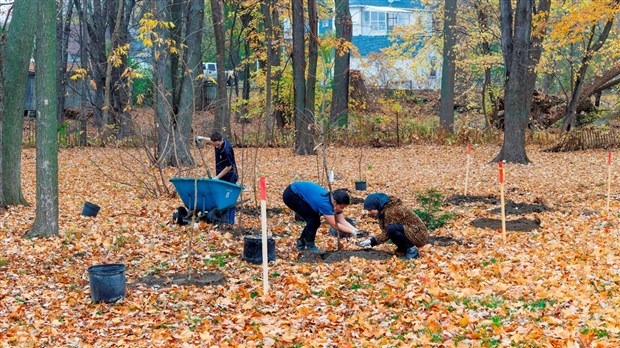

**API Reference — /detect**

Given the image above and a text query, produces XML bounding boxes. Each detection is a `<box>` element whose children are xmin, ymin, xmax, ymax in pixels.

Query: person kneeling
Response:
<box><xmin>358</xmin><ymin>193</ymin><xmax>428</xmax><ymax>260</ymax></box>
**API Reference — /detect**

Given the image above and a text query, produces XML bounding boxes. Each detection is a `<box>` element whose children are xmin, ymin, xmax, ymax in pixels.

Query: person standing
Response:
<box><xmin>358</xmin><ymin>193</ymin><xmax>428</xmax><ymax>260</ymax></box>
<box><xmin>282</xmin><ymin>182</ymin><xmax>363</xmax><ymax>253</ymax></box>
<box><xmin>195</xmin><ymin>131</ymin><xmax>238</xmax><ymax>224</ymax></box>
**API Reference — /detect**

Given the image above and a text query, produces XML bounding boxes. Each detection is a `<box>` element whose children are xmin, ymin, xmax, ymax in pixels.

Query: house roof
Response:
<box><xmin>352</xmin><ymin>35</ymin><xmax>425</xmax><ymax>57</ymax></box>
<box><xmin>349</xmin><ymin>0</ymin><xmax>426</xmax><ymax>10</ymax></box>
<box><xmin>352</xmin><ymin>36</ymin><xmax>393</xmax><ymax>56</ymax></box>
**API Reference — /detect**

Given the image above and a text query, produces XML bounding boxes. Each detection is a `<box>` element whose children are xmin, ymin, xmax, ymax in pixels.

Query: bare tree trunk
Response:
<box><xmin>292</xmin><ymin>0</ymin><xmax>314</xmax><ymax>155</ymax></box>
<box><xmin>305</xmin><ymin>0</ymin><xmax>318</xmax><ymax>121</ymax></box>
<box><xmin>175</xmin><ymin>0</ymin><xmax>204</xmax><ymax>165</ymax></box>
<box><xmin>330</xmin><ymin>0</ymin><xmax>352</xmax><ymax>126</ymax></box>
<box><xmin>57</xmin><ymin>0</ymin><xmax>74</xmax><ymax>123</ymax></box>
<box><xmin>154</xmin><ymin>0</ymin><xmax>176</xmax><ymax>167</ymax></box>
<box><xmin>76</xmin><ymin>0</ymin><xmax>89</xmax><ymax>146</ymax></box>
<box><xmin>561</xmin><ymin>17</ymin><xmax>615</xmax><ymax>133</ymax></box>
<box><xmin>102</xmin><ymin>0</ymin><xmax>124</xmax><ymax>127</ymax></box>
<box><xmin>25</xmin><ymin>0</ymin><xmax>59</xmax><ymax>238</ymax></box>
<box><xmin>439</xmin><ymin>0</ymin><xmax>457</xmax><ymax>132</ymax></box>
<box><xmin>211</xmin><ymin>0</ymin><xmax>230</xmax><ymax>137</ymax></box>
<box><xmin>494</xmin><ymin>0</ymin><xmax>550</xmax><ymax>164</ymax></box>
<box><xmin>261</xmin><ymin>0</ymin><xmax>274</xmax><ymax>143</ymax></box>
<box><xmin>2</xmin><ymin>0</ymin><xmax>36</xmax><ymax>206</ymax></box>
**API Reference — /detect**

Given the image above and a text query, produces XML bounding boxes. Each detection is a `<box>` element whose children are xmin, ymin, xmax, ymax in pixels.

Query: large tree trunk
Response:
<box><xmin>2</xmin><ymin>0</ymin><xmax>36</xmax><ymax>206</ymax></box>
<box><xmin>175</xmin><ymin>0</ymin><xmax>204</xmax><ymax>164</ymax></box>
<box><xmin>154</xmin><ymin>0</ymin><xmax>176</xmax><ymax>167</ymax></box>
<box><xmin>292</xmin><ymin>0</ymin><xmax>315</xmax><ymax>155</ymax></box>
<box><xmin>56</xmin><ymin>0</ymin><xmax>74</xmax><ymax>124</ymax></box>
<box><xmin>330</xmin><ymin>0</ymin><xmax>352</xmax><ymax>126</ymax></box>
<box><xmin>439</xmin><ymin>0</ymin><xmax>457</xmax><ymax>132</ymax></box>
<box><xmin>76</xmin><ymin>0</ymin><xmax>89</xmax><ymax>146</ymax></box>
<box><xmin>211</xmin><ymin>0</ymin><xmax>230</xmax><ymax>137</ymax></box>
<box><xmin>494</xmin><ymin>0</ymin><xmax>550</xmax><ymax>164</ymax></box>
<box><xmin>25</xmin><ymin>0</ymin><xmax>59</xmax><ymax>238</ymax></box>
<box><xmin>102</xmin><ymin>0</ymin><xmax>125</xmax><ymax>129</ymax></box>
<box><xmin>84</xmin><ymin>0</ymin><xmax>108</xmax><ymax>130</ymax></box>
<box><xmin>305</xmin><ymin>0</ymin><xmax>318</xmax><ymax>123</ymax></box>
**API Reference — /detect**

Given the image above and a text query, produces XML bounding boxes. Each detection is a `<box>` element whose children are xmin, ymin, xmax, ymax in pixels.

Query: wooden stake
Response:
<box><xmin>464</xmin><ymin>144</ymin><xmax>472</xmax><ymax>195</ymax></box>
<box><xmin>499</xmin><ymin>161</ymin><xmax>506</xmax><ymax>243</ymax></box>
<box><xmin>259</xmin><ymin>177</ymin><xmax>269</xmax><ymax>296</ymax></box>
<box><xmin>607</xmin><ymin>151</ymin><xmax>612</xmax><ymax>213</ymax></box>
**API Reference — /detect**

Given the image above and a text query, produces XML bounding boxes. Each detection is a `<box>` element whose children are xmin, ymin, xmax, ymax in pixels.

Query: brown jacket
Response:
<box><xmin>373</xmin><ymin>196</ymin><xmax>428</xmax><ymax>247</ymax></box>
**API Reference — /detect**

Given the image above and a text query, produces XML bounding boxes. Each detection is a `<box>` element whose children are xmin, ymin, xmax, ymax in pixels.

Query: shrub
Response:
<box><xmin>413</xmin><ymin>189</ymin><xmax>455</xmax><ymax>231</ymax></box>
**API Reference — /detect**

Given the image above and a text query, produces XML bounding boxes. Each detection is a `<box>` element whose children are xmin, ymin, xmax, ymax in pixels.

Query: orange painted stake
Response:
<box><xmin>259</xmin><ymin>176</ymin><xmax>269</xmax><ymax>296</ymax></box>
<box><xmin>499</xmin><ymin>161</ymin><xmax>506</xmax><ymax>243</ymax></box>
<box><xmin>464</xmin><ymin>144</ymin><xmax>472</xmax><ymax>195</ymax></box>
<box><xmin>607</xmin><ymin>151</ymin><xmax>612</xmax><ymax>213</ymax></box>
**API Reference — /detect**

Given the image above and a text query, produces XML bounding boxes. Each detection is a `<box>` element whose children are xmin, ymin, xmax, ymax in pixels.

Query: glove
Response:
<box><xmin>351</xmin><ymin>229</ymin><xmax>369</xmax><ymax>238</ymax></box>
<box><xmin>357</xmin><ymin>239</ymin><xmax>372</xmax><ymax>248</ymax></box>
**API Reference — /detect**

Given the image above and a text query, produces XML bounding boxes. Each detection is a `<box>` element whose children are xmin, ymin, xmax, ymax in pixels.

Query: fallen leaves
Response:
<box><xmin>2</xmin><ymin>146</ymin><xmax>620</xmax><ymax>346</ymax></box>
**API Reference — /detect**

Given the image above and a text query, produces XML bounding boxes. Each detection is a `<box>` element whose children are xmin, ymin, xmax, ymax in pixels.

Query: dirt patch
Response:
<box><xmin>219</xmin><ymin>226</ymin><xmax>258</xmax><ymax>238</ymax></box>
<box><xmin>134</xmin><ymin>272</ymin><xmax>225</xmax><ymax>288</ymax></box>
<box><xmin>297</xmin><ymin>249</ymin><xmax>392</xmax><ymax>263</ymax></box>
<box><xmin>470</xmin><ymin>217</ymin><xmax>542</xmax><ymax>232</ymax></box>
<box><xmin>428</xmin><ymin>235</ymin><xmax>463</xmax><ymax>246</ymax></box>
<box><xmin>444</xmin><ymin>194</ymin><xmax>500</xmax><ymax>205</ymax></box>
<box><xmin>488</xmin><ymin>201</ymin><xmax>551</xmax><ymax>215</ymax></box>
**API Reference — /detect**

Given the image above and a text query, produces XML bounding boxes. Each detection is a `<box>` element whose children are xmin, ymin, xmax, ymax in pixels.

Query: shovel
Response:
<box><xmin>195</xmin><ymin>138</ymin><xmax>213</xmax><ymax>179</ymax></box>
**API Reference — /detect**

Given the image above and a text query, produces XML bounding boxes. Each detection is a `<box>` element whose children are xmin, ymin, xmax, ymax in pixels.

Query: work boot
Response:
<box><xmin>305</xmin><ymin>241</ymin><xmax>326</xmax><ymax>254</ymax></box>
<box><xmin>402</xmin><ymin>246</ymin><xmax>420</xmax><ymax>260</ymax></box>
<box><xmin>296</xmin><ymin>238</ymin><xmax>306</xmax><ymax>251</ymax></box>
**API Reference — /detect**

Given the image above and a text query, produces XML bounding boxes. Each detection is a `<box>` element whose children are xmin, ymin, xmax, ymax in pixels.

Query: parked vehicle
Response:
<box><xmin>202</xmin><ymin>62</ymin><xmax>237</xmax><ymax>86</ymax></box>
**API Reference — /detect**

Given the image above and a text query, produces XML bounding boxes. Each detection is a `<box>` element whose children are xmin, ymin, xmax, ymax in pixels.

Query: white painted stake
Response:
<box><xmin>464</xmin><ymin>144</ymin><xmax>472</xmax><ymax>195</ymax></box>
<box><xmin>259</xmin><ymin>177</ymin><xmax>269</xmax><ymax>296</ymax></box>
<box><xmin>499</xmin><ymin>161</ymin><xmax>506</xmax><ymax>244</ymax></box>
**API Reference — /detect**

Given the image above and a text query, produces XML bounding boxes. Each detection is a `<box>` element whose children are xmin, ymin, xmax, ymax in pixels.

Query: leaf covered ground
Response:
<box><xmin>1</xmin><ymin>145</ymin><xmax>620</xmax><ymax>347</ymax></box>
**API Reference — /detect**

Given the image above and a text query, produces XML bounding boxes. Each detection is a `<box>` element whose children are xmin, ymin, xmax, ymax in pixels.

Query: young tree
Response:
<box><xmin>25</xmin><ymin>0</ymin><xmax>59</xmax><ymax>238</ymax></box>
<box><xmin>2</xmin><ymin>0</ymin><xmax>36</xmax><ymax>206</ymax></box>
<box><xmin>493</xmin><ymin>0</ymin><xmax>550</xmax><ymax>164</ymax></box>
<box><xmin>330</xmin><ymin>0</ymin><xmax>352</xmax><ymax>126</ymax></box>
<box><xmin>439</xmin><ymin>0</ymin><xmax>457</xmax><ymax>132</ymax></box>
<box><xmin>292</xmin><ymin>0</ymin><xmax>315</xmax><ymax>155</ymax></box>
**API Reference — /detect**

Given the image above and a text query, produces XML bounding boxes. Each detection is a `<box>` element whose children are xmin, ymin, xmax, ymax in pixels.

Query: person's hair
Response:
<box><xmin>210</xmin><ymin>131</ymin><xmax>223</xmax><ymax>141</ymax></box>
<box><xmin>332</xmin><ymin>189</ymin><xmax>351</xmax><ymax>205</ymax></box>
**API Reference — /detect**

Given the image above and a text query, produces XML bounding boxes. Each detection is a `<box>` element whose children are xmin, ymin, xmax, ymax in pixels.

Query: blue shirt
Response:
<box><xmin>214</xmin><ymin>139</ymin><xmax>238</xmax><ymax>183</ymax></box>
<box><xmin>290</xmin><ymin>182</ymin><xmax>334</xmax><ymax>215</ymax></box>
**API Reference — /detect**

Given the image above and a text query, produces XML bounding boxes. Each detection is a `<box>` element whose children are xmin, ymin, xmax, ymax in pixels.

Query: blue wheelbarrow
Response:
<box><xmin>170</xmin><ymin>178</ymin><xmax>243</xmax><ymax>225</ymax></box>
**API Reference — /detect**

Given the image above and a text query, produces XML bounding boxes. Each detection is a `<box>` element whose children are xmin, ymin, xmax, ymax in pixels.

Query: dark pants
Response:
<box><xmin>386</xmin><ymin>224</ymin><xmax>414</xmax><ymax>252</ymax></box>
<box><xmin>221</xmin><ymin>177</ymin><xmax>237</xmax><ymax>224</ymax></box>
<box><xmin>283</xmin><ymin>186</ymin><xmax>321</xmax><ymax>243</ymax></box>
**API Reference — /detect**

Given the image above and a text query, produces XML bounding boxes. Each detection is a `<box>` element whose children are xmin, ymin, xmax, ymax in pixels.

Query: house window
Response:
<box><xmin>363</xmin><ymin>11</ymin><xmax>386</xmax><ymax>31</ymax></box>
<box><xmin>387</xmin><ymin>13</ymin><xmax>411</xmax><ymax>32</ymax></box>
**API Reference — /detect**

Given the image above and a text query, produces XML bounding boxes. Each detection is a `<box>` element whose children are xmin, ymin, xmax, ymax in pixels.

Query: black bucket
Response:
<box><xmin>242</xmin><ymin>235</ymin><xmax>276</xmax><ymax>264</ymax></box>
<box><xmin>82</xmin><ymin>201</ymin><xmax>101</xmax><ymax>217</ymax></box>
<box><xmin>355</xmin><ymin>181</ymin><xmax>367</xmax><ymax>191</ymax></box>
<box><xmin>87</xmin><ymin>264</ymin><xmax>126</xmax><ymax>303</ymax></box>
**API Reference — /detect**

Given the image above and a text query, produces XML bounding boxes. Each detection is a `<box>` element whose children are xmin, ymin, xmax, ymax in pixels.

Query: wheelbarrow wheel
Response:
<box><xmin>173</xmin><ymin>206</ymin><xmax>189</xmax><ymax>225</ymax></box>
